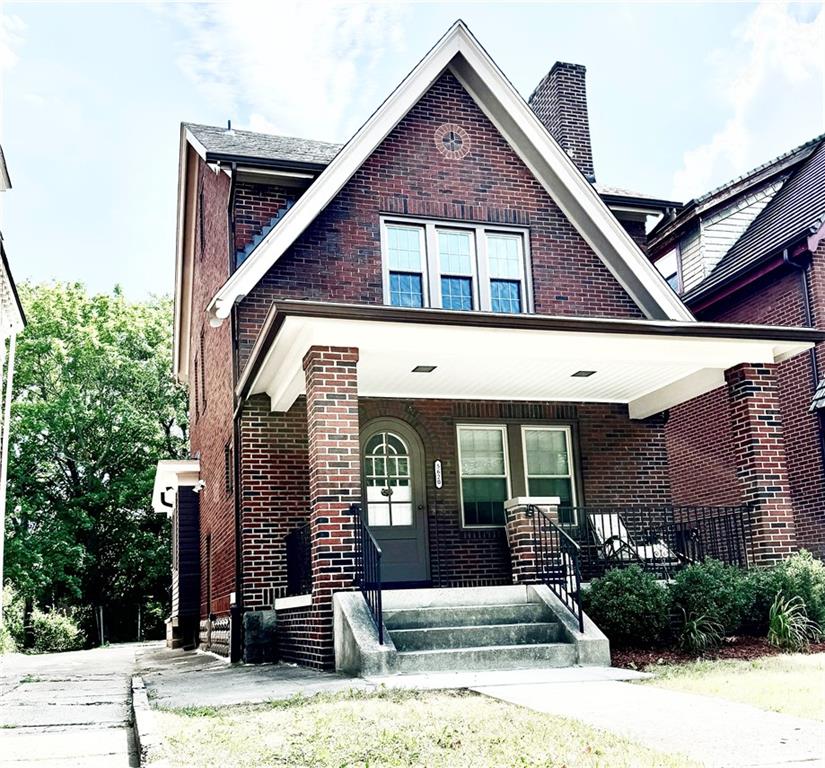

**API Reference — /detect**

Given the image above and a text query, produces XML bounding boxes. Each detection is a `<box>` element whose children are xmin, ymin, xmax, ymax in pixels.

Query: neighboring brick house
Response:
<box><xmin>648</xmin><ymin>134</ymin><xmax>825</xmax><ymax>559</ymax></box>
<box><xmin>153</xmin><ymin>22</ymin><xmax>821</xmax><ymax>669</ymax></box>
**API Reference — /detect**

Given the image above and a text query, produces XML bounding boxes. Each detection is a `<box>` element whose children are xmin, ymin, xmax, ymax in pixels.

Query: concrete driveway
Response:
<box><xmin>0</xmin><ymin>643</ymin><xmax>146</xmax><ymax>767</ymax></box>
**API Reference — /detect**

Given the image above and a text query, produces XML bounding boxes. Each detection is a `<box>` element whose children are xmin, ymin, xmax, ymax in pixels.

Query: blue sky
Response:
<box><xmin>1</xmin><ymin>1</ymin><xmax>823</xmax><ymax>298</ymax></box>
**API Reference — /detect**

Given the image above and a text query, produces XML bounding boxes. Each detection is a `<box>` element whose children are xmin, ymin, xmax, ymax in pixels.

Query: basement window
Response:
<box><xmin>381</xmin><ymin>218</ymin><xmax>532</xmax><ymax>313</ymax></box>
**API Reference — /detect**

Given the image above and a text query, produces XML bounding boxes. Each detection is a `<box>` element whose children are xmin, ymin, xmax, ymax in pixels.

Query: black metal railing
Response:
<box><xmin>558</xmin><ymin>504</ymin><xmax>753</xmax><ymax>580</ymax></box>
<box><xmin>526</xmin><ymin>505</ymin><xmax>584</xmax><ymax>632</ymax></box>
<box><xmin>352</xmin><ymin>503</ymin><xmax>384</xmax><ymax>644</ymax></box>
<box><xmin>285</xmin><ymin>521</ymin><xmax>312</xmax><ymax>596</ymax></box>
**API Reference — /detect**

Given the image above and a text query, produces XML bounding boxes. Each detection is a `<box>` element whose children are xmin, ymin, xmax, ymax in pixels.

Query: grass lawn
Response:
<box><xmin>641</xmin><ymin>653</ymin><xmax>825</xmax><ymax>721</ymax></box>
<box><xmin>156</xmin><ymin>688</ymin><xmax>697</xmax><ymax>768</ymax></box>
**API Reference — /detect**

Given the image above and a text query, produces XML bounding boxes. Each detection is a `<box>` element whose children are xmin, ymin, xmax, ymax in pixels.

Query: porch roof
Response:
<box><xmin>237</xmin><ymin>301</ymin><xmax>822</xmax><ymax>420</ymax></box>
<box><xmin>151</xmin><ymin>459</ymin><xmax>201</xmax><ymax>516</ymax></box>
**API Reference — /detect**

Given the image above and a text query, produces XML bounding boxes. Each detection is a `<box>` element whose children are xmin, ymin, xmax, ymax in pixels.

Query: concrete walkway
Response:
<box><xmin>0</xmin><ymin>643</ymin><xmax>142</xmax><ymax>767</ymax></box>
<box><xmin>476</xmin><ymin>680</ymin><xmax>825</xmax><ymax>768</ymax></box>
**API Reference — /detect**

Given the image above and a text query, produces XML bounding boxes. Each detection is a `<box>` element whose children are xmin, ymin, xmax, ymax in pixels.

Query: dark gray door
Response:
<box><xmin>362</xmin><ymin>420</ymin><xmax>429</xmax><ymax>584</ymax></box>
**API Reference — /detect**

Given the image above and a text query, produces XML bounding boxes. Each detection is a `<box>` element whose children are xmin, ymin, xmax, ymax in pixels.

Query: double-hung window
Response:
<box><xmin>522</xmin><ymin>426</ymin><xmax>577</xmax><ymax>524</ymax></box>
<box><xmin>457</xmin><ymin>426</ymin><xmax>510</xmax><ymax>526</ymax></box>
<box><xmin>386</xmin><ymin>224</ymin><xmax>427</xmax><ymax>308</ymax></box>
<box><xmin>457</xmin><ymin>423</ymin><xmax>579</xmax><ymax>528</ymax></box>
<box><xmin>381</xmin><ymin>219</ymin><xmax>531</xmax><ymax>313</ymax></box>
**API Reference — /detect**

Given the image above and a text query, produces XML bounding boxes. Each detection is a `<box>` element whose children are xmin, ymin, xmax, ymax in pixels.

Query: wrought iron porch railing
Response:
<box><xmin>285</xmin><ymin>521</ymin><xmax>312</xmax><ymax>596</ymax></box>
<box><xmin>558</xmin><ymin>504</ymin><xmax>753</xmax><ymax>580</ymax></box>
<box><xmin>352</xmin><ymin>503</ymin><xmax>384</xmax><ymax>644</ymax></box>
<box><xmin>526</xmin><ymin>504</ymin><xmax>584</xmax><ymax>632</ymax></box>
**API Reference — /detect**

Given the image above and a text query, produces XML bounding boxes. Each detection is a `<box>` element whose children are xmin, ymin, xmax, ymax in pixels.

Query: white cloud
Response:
<box><xmin>672</xmin><ymin>2</ymin><xmax>825</xmax><ymax>200</ymax></box>
<box><xmin>0</xmin><ymin>13</ymin><xmax>25</xmax><ymax>130</ymax></box>
<box><xmin>168</xmin><ymin>1</ymin><xmax>406</xmax><ymax>142</ymax></box>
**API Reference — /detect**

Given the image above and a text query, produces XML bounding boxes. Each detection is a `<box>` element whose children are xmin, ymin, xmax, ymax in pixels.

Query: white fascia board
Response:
<box><xmin>174</xmin><ymin>126</ymin><xmax>193</xmax><ymax>383</ymax></box>
<box><xmin>151</xmin><ymin>459</ymin><xmax>200</xmax><ymax>515</ymax></box>
<box><xmin>205</xmin><ymin>21</ymin><xmax>694</xmax><ymax>325</ymax></box>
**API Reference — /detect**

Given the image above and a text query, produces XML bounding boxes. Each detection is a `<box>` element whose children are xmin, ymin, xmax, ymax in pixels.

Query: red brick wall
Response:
<box><xmin>235</xmin><ymin>71</ymin><xmax>644</xmax><ymax>370</ymax></box>
<box><xmin>669</xmin><ymin>264</ymin><xmax>825</xmax><ymax>557</ymax></box>
<box><xmin>187</xmin><ymin>154</ymin><xmax>237</xmax><ymax>629</ymax></box>
<box><xmin>233</xmin><ymin>182</ymin><xmax>295</xmax><ymax>254</ymax></box>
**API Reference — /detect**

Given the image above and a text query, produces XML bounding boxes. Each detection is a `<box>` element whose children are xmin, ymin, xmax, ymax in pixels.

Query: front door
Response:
<box><xmin>362</xmin><ymin>420</ymin><xmax>429</xmax><ymax>584</ymax></box>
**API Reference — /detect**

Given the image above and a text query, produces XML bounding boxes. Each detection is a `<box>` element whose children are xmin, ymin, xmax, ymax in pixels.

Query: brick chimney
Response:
<box><xmin>528</xmin><ymin>62</ymin><xmax>595</xmax><ymax>181</ymax></box>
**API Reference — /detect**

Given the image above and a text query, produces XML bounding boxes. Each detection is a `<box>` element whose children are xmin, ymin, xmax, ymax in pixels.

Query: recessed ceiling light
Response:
<box><xmin>412</xmin><ymin>365</ymin><xmax>437</xmax><ymax>373</ymax></box>
<box><xmin>572</xmin><ymin>370</ymin><xmax>597</xmax><ymax>378</ymax></box>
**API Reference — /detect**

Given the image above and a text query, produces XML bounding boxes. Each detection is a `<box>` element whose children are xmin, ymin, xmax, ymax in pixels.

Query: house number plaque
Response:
<box><xmin>434</xmin><ymin>460</ymin><xmax>443</xmax><ymax>490</ymax></box>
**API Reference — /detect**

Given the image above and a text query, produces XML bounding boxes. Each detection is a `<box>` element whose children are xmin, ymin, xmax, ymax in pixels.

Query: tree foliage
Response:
<box><xmin>3</xmin><ymin>282</ymin><xmax>188</xmax><ymax>641</ymax></box>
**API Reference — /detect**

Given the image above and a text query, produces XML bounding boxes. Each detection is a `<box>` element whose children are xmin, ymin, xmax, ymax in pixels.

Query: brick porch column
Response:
<box><xmin>303</xmin><ymin>346</ymin><xmax>360</xmax><ymax>668</ymax></box>
<box><xmin>505</xmin><ymin>500</ymin><xmax>559</xmax><ymax>584</ymax></box>
<box><xmin>726</xmin><ymin>363</ymin><xmax>796</xmax><ymax>564</ymax></box>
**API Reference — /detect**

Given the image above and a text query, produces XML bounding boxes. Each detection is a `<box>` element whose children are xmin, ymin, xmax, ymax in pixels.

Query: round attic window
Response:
<box><xmin>434</xmin><ymin>123</ymin><xmax>470</xmax><ymax>159</ymax></box>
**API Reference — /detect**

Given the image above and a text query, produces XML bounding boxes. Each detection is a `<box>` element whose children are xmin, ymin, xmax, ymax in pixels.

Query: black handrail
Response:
<box><xmin>526</xmin><ymin>504</ymin><xmax>584</xmax><ymax>632</ymax></box>
<box><xmin>352</xmin><ymin>503</ymin><xmax>384</xmax><ymax>644</ymax></box>
<box><xmin>285</xmin><ymin>522</ymin><xmax>312</xmax><ymax>596</ymax></box>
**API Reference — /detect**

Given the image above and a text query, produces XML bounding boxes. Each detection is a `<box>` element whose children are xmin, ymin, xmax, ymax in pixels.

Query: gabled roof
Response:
<box><xmin>649</xmin><ymin>132</ymin><xmax>824</xmax><ymax>248</ymax></box>
<box><xmin>684</xmin><ymin>137</ymin><xmax>825</xmax><ymax>304</ymax></box>
<box><xmin>184</xmin><ymin>123</ymin><xmax>342</xmax><ymax>170</ymax></box>
<box><xmin>201</xmin><ymin>20</ymin><xmax>693</xmax><ymax>327</ymax></box>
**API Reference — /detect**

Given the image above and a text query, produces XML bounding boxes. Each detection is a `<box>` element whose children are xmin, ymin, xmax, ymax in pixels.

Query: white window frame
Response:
<box><xmin>484</xmin><ymin>230</ymin><xmax>529</xmax><ymax>314</ymax></box>
<box><xmin>381</xmin><ymin>221</ymin><xmax>430</xmax><ymax>308</ymax></box>
<box><xmin>434</xmin><ymin>226</ymin><xmax>479</xmax><ymax>310</ymax></box>
<box><xmin>380</xmin><ymin>216</ymin><xmax>533</xmax><ymax>313</ymax></box>
<box><xmin>456</xmin><ymin>423</ymin><xmax>512</xmax><ymax>529</ymax></box>
<box><xmin>520</xmin><ymin>425</ymin><xmax>578</xmax><ymax>524</ymax></box>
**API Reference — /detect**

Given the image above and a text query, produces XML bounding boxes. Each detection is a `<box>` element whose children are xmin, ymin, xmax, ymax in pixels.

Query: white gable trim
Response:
<box><xmin>205</xmin><ymin>21</ymin><xmax>693</xmax><ymax>325</ymax></box>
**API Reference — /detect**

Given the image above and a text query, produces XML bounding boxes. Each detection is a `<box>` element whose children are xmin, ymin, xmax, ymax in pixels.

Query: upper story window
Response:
<box><xmin>654</xmin><ymin>248</ymin><xmax>680</xmax><ymax>292</ymax></box>
<box><xmin>381</xmin><ymin>218</ymin><xmax>532</xmax><ymax>313</ymax></box>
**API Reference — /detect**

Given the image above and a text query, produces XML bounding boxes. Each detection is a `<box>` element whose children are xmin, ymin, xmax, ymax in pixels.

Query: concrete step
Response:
<box><xmin>382</xmin><ymin>585</ymin><xmax>534</xmax><ymax>610</ymax></box>
<box><xmin>395</xmin><ymin>642</ymin><xmax>577</xmax><ymax>673</ymax></box>
<box><xmin>385</xmin><ymin>602</ymin><xmax>554</xmax><ymax>630</ymax></box>
<box><xmin>390</xmin><ymin>621</ymin><xmax>563</xmax><ymax>651</ymax></box>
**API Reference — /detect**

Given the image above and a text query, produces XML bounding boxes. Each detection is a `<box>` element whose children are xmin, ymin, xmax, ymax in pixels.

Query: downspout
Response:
<box><xmin>227</xmin><ymin>161</ymin><xmax>238</xmax><ymax>278</ymax></box>
<box><xmin>783</xmin><ymin>248</ymin><xmax>825</xmax><ymax>475</ymax></box>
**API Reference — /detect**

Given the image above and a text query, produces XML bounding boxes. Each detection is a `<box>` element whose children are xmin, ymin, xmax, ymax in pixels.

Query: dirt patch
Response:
<box><xmin>612</xmin><ymin>636</ymin><xmax>825</xmax><ymax>669</ymax></box>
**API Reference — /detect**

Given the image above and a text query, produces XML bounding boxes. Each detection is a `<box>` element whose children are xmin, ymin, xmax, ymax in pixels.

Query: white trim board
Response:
<box><xmin>202</xmin><ymin>20</ymin><xmax>693</xmax><ymax>327</ymax></box>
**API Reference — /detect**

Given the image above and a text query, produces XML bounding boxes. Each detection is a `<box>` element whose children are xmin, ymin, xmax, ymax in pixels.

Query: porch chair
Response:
<box><xmin>587</xmin><ymin>511</ymin><xmax>683</xmax><ymax>577</ymax></box>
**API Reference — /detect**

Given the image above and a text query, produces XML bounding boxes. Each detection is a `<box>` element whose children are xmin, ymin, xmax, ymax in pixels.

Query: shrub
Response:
<box><xmin>584</xmin><ymin>566</ymin><xmax>670</xmax><ymax>647</ymax></box>
<box><xmin>1</xmin><ymin>583</ymin><xmax>25</xmax><ymax>651</ymax></box>
<box><xmin>669</xmin><ymin>560</ymin><xmax>751</xmax><ymax>634</ymax></box>
<box><xmin>31</xmin><ymin>608</ymin><xmax>83</xmax><ymax>653</ymax></box>
<box><xmin>0</xmin><ymin>625</ymin><xmax>17</xmax><ymax>654</ymax></box>
<box><xmin>771</xmin><ymin>551</ymin><xmax>825</xmax><ymax>627</ymax></box>
<box><xmin>678</xmin><ymin>609</ymin><xmax>725</xmax><ymax>653</ymax></box>
<box><xmin>767</xmin><ymin>593</ymin><xmax>822</xmax><ymax>651</ymax></box>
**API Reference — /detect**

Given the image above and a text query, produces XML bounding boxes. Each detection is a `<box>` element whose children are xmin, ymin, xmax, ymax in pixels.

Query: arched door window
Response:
<box><xmin>364</xmin><ymin>431</ymin><xmax>413</xmax><ymax>527</ymax></box>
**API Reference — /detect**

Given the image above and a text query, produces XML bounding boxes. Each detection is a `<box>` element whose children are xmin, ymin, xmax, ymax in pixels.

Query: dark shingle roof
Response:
<box><xmin>684</xmin><ymin>137</ymin><xmax>825</xmax><ymax>303</ymax></box>
<box><xmin>184</xmin><ymin>123</ymin><xmax>343</xmax><ymax>167</ymax></box>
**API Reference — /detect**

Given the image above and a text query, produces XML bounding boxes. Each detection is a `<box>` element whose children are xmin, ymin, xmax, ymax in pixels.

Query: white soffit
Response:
<box><xmin>205</xmin><ymin>21</ymin><xmax>693</xmax><ymax>325</ymax></box>
<box><xmin>244</xmin><ymin>315</ymin><xmax>812</xmax><ymax>420</ymax></box>
<box><xmin>152</xmin><ymin>459</ymin><xmax>200</xmax><ymax>516</ymax></box>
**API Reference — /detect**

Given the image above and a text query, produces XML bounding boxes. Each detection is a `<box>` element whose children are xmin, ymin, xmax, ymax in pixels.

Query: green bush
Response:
<box><xmin>678</xmin><ymin>609</ymin><xmax>725</xmax><ymax>653</ymax></box>
<box><xmin>1</xmin><ymin>583</ymin><xmax>25</xmax><ymax>652</ymax></box>
<box><xmin>771</xmin><ymin>551</ymin><xmax>825</xmax><ymax>627</ymax></box>
<box><xmin>669</xmin><ymin>560</ymin><xmax>751</xmax><ymax>634</ymax></box>
<box><xmin>767</xmin><ymin>593</ymin><xmax>822</xmax><ymax>651</ymax></box>
<box><xmin>31</xmin><ymin>608</ymin><xmax>83</xmax><ymax>653</ymax></box>
<box><xmin>584</xmin><ymin>566</ymin><xmax>670</xmax><ymax>647</ymax></box>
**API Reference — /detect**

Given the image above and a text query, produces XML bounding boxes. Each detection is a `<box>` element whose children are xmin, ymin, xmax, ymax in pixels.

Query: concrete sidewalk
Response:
<box><xmin>476</xmin><ymin>680</ymin><xmax>825</xmax><ymax>768</ymax></box>
<box><xmin>0</xmin><ymin>643</ymin><xmax>142</xmax><ymax>767</ymax></box>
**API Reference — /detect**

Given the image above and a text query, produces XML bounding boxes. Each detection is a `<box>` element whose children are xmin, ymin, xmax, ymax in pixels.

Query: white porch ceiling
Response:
<box><xmin>240</xmin><ymin>308</ymin><xmax>815</xmax><ymax>420</ymax></box>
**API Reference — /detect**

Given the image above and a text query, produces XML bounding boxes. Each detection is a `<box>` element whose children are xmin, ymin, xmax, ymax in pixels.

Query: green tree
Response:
<box><xmin>3</xmin><ymin>283</ymin><xmax>188</xmax><ymax>643</ymax></box>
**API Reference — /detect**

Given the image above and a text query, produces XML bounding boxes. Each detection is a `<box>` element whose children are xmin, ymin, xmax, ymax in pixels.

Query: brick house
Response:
<box><xmin>152</xmin><ymin>22</ymin><xmax>821</xmax><ymax>670</ymax></box>
<box><xmin>648</xmin><ymin>134</ymin><xmax>825</xmax><ymax>560</ymax></box>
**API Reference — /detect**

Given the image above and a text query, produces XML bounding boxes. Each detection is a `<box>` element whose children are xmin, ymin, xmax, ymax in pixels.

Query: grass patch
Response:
<box><xmin>156</xmin><ymin>688</ymin><xmax>696</xmax><ymax>768</ymax></box>
<box><xmin>642</xmin><ymin>653</ymin><xmax>825</xmax><ymax>721</ymax></box>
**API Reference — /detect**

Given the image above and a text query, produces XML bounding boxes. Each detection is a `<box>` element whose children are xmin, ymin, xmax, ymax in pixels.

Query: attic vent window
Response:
<box><xmin>434</xmin><ymin>123</ymin><xmax>470</xmax><ymax>159</ymax></box>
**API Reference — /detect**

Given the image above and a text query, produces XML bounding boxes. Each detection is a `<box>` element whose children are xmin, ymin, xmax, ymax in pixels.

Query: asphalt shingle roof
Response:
<box><xmin>184</xmin><ymin>123</ymin><xmax>343</xmax><ymax>167</ymax></box>
<box><xmin>684</xmin><ymin>137</ymin><xmax>825</xmax><ymax>303</ymax></box>
<box><xmin>811</xmin><ymin>378</ymin><xmax>825</xmax><ymax>412</ymax></box>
